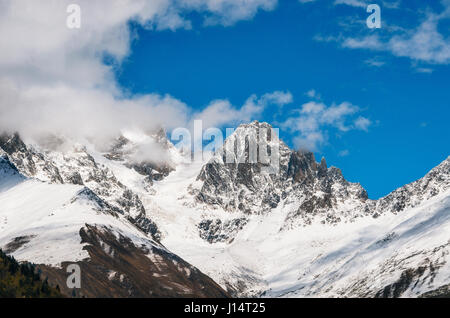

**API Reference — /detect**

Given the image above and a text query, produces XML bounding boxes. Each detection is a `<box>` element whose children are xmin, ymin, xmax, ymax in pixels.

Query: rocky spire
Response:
<box><xmin>318</xmin><ymin>157</ymin><xmax>327</xmax><ymax>178</ymax></box>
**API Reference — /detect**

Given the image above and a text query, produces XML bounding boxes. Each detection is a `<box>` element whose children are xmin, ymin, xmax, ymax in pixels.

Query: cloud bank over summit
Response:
<box><xmin>0</xmin><ymin>0</ymin><xmax>375</xmax><ymax>157</ymax></box>
<box><xmin>0</xmin><ymin>0</ymin><xmax>279</xmax><ymax>145</ymax></box>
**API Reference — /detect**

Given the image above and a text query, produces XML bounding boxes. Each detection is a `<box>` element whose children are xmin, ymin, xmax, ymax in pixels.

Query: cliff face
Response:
<box><xmin>193</xmin><ymin>121</ymin><xmax>370</xmax><ymax>237</ymax></box>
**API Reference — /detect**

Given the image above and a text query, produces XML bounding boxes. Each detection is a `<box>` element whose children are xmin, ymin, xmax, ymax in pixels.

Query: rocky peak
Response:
<box><xmin>105</xmin><ymin>132</ymin><xmax>176</xmax><ymax>182</ymax></box>
<box><xmin>152</xmin><ymin>127</ymin><xmax>171</xmax><ymax>149</ymax></box>
<box><xmin>0</xmin><ymin>132</ymin><xmax>162</xmax><ymax>241</ymax></box>
<box><xmin>0</xmin><ymin>132</ymin><xmax>64</xmax><ymax>183</ymax></box>
<box><xmin>372</xmin><ymin>156</ymin><xmax>450</xmax><ymax>215</ymax></box>
<box><xmin>0</xmin><ymin>133</ymin><xmax>27</xmax><ymax>155</ymax></box>
<box><xmin>319</xmin><ymin>157</ymin><xmax>327</xmax><ymax>176</ymax></box>
<box><xmin>193</xmin><ymin>122</ymin><xmax>291</xmax><ymax>213</ymax></box>
<box><xmin>287</xmin><ymin>150</ymin><xmax>318</xmax><ymax>183</ymax></box>
<box><xmin>193</xmin><ymin>121</ymin><xmax>370</xmax><ymax>232</ymax></box>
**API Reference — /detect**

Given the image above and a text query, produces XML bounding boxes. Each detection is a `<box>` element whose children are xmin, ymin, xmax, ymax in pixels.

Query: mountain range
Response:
<box><xmin>0</xmin><ymin>121</ymin><xmax>449</xmax><ymax>298</ymax></box>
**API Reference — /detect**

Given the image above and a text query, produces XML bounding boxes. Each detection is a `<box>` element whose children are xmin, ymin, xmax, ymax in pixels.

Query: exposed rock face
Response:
<box><xmin>2</xmin><ymin>123</ymin><xmax>449</xmax><ymax>299</ymax></box>
<box><xmin>419</xmin><ymin>284</ymin><xmax>450</xmax><ymax>298</ymax></box>
<box><xmin>192</xmin><ymin>121</ymin><xmax>370</xmax><ymax>235</ymax></box>
<box><xmin>38</xmin><ymin>225</ymin><xmax>229</xmax><ymax>298</ymax></box>
<box><xmin>198</xmin><ymin>218</ymin><xmax>249</xmax><ymax>243</ymax></box>
<box><xmin>71</xmin><ymin>187</ymin><xmax>122</xmax><ymax>217</ymax></box>
<box><xmin>0</xmin><ymin>133</ymin><xmax>161</xmax><ymax>241</ymax></box>
<box><xmin>375</xmin><ymin>267</ymin><xmax>428</xmax><ymax>298</ymax></box>
<box><xmin>127</xmin><ymin>212</ymin><xmax>161</xmax><ymax>241</ymax></box>
<box><xmin>0</xmin><ymin>133</ymin><xmax>226</xmax><ymax>298</ymax></box>
<box><xmin>193</xmin><ymin>122</ymin><xmax>449</xmax><ymax>239</ymax></box>
<box><xmin>194</xmin><ymin>122</ymin><xmax>292</xmax><ymax>215</ymax></box>
<box><xmin>128</xmin><ymin>161</ymin><xmax>173</xmax><ymax>182</ymax></box>
<box><xmin>105</xmin><ymin>129</ymin><xmax>176</xmax><ymax>183</ymax></box>
<box><xmin>371</xmin><ymin>157</ymin><xmax>450</xmax><ymax>216</ymax></box>
<box><xmin>0</xmin><ymin>133</ymin><xmax>63</xmax><ymax>183</ymax></box>
<box><xmin>283</xmin><ymin>157</ymin><xmax>370</xmax><ymax>228</ymax></box>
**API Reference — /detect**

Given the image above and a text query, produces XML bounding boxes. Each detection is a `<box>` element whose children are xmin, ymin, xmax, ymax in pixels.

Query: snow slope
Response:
<box><xmin>146</xmin><ymin>160</ymin><xmax>450</xmax><ymax>297</ymax></box>
<box><xmin>0</xmin><ymin>169</ymin><xmax>165</xmax><ymax>267</ymax></box>
<box><xmin>89</xmin><ymin>124</ymin><xmax>450</xmax><ymax>297</ymax></box>
<box><xmin>1</xmin><ymin>127</ymin><xmax>449</xmax><ymax>297</ymax></box>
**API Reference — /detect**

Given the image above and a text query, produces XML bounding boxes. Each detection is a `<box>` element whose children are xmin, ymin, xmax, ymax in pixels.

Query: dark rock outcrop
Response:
<box><xmin>38</xmin><ymin>225</ymin><xmax>229</xmax><ymax>298</ymax></box>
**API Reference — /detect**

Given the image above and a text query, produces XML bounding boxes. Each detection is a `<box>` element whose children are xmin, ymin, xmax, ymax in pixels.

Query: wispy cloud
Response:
<box><xmin>365</xmin><ymin>57</ymin><xmax>386</xmax><ymax>67</ymax></box>
<box><xmin>334</xmin><ymin>0</ymin><xmax>400</xmax><ymax>9</ymax></box>
<box><xmin>342</xmin><ymin>35</ymin><xmax>384</xmax><ymax>50</ymax></box>
<box><xmin>305</xmin><ymin>89</ymin><xmax>321</xmax><ymax>99</ymax></box>
<box><xmin>195</xmin><ymin>91</ymin><xmax>292</xmax><ymax>128</ymax></box>
<box><xmin>336</xmin><ymin>1</ymin><xmax>450</xmax><ymax>65</ymax></box>
<box><xmin>334</xmin><ymin>0</ymin><xmax>367</xmax><ymax>8</ymax></box>
<box><xmin>317</xmin><ymin>0</ymin><xmax>450</xmax><ymax>66</ymax></box>
<box><xmin>281</xmin><ymin>95</ymin><xmax>372</xmax><ymax>151</ymax></box>
<box><xmin>354</xmin><ymin>116</ymin><xmax>372</xmax><ymax>132</ymax></box>
<box><xmin>338</xmin><ymin>149</ymin><xmax>350</xmax><ymax>157</ymax></box>
<box><xmin>415</xmin><ymin>67</ymin><xmax>434</xmax><ymax>74</ymax></box>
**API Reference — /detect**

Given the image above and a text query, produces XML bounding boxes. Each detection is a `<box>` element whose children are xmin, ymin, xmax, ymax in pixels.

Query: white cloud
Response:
<box><xmin>0</xmin><ymin>79</ymin><xmax>190</xmax><ymax>147</ymax></box>
<box><xmin>321</xmin><ymin>102</ymin><xmax>359</xmax><ymax>131</ymax></box>
<box><xmin>365</xmin><ymin>57</ymin><xmax>386</xmax><ymax>67</ymax></box>
<box><xmin>334</xmin><ymin>0</ymin><xmax>367</xmax><ymax>8</ymax></box>
<box><xmin>338</xmin><ymin>149</ymin><xmax>350</xmax><ymax>157</ymax></box>
<box><xmin>293</xmin><ymin>132</ymin><xmax>325</xmax><ymax>152</ymax></box>
<box><xmin>343</xmin><ymin>35</ymin><xmax>383</xmax><ymax>50</ymax></box>
<box><xmin>337</xmin><ymin>1</ymin><xmax>450</xmax><ymax>65</ymax></box>
<box><xmin>195</xmin><ymin>91</ymin><xmax>292</xmax><ymax>128</ymax></box>
<box><xmin>354</xmin><ymin>116</ymin><xmax>372</xmax><ymax>132</ymax></box>
<box><xmin>415</xmin><ymin>67</ymin><xmax>434</xmax><ymax>74</ymax></box>
<box><xmin>334</xmin><ymin>0</ymin><xmax>400</xmax><ymax>9</ymax></box>
<box><xmin>196</xmin><ymin>0</ymin><xmax>278</xmax><ymax>26</ymax></box>
<box><xmin>301</xmin><ymin>101</ymin><xmax>326</xmax><ymax>114</ymax></box>
<box><xmin>382</xmin><ymin>1</ymin><xmax>401</xmax><ymax>9</ymax></box>
<box><xmin>261</xmin><ymin>91</ymin><xmax>294</xmax><ymax>106</ymax></box>
<box><xmin>387</xmin><ymin>13</ymin><xmax>450</xmax><ymax>64</ymax></box>
<box><xmin>0</xmin><ymin>0</ymin><xmax>279</xmax><ymax>151</ymax></box>
<box><xmin>281</xmin><ymin>96</ymin><xmax>372</xmax><ymax>151</ymax></box>
<box><xmin>305</xmin><ymin>89</ymin><xmax>321</xmax><ymax>99</ymax></box>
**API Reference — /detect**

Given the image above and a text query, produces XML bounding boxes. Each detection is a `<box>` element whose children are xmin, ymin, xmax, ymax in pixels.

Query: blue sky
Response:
<box><xmin>2</xmin><ymin>0</ymin><xmax>447</xmax><ymax>200</ymax></box>
<box><xmin>113</xmin><ymin>0</ymin><xmax>450</xmax><ymax>199</ymax></box>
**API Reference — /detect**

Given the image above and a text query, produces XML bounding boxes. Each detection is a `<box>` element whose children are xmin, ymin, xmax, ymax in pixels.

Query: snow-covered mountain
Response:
<box><xmin>0</xmin><ymin>132</ymin><xmax>227</xmax><ymax>297</ymax></box>
<box><xmin>0</xmin><ymin>122</ymin><xmax>449</xmax><ymax>298</ymax></box>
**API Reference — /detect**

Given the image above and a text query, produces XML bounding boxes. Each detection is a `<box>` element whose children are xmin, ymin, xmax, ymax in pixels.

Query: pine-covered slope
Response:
<box><xmin>0</xmin><ymin>249</ymin><xmax>62</xmax><ymax>298</ymax></box>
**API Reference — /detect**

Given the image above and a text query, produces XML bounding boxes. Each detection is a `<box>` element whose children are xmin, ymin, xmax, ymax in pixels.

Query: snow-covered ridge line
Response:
<box><xmin>0</xmin><ymin>132</ymin><xmax>229</xmax><ymax>297</ymax></box>
<box><xmin>154</xmin><ymin>122</ymin><xmax>450</xmax><ymax>297</ymax></box>
<box><xmin>1</xmin><ymin>125</ymin><xmax>449</xmax><ymax>298</ymax></box>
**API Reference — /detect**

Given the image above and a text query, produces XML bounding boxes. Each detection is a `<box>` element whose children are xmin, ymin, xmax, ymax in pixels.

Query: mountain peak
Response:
<box><xmin>0</xmin><ymin>133</ymin><xmax>27</xmax><ymax>155</ymax></box>
<box><xmin>235</xmin><ymin>120</ymin><xmax>274</xmax><ymax>131</ymax></box>
<box><xmin>373</xmin><ymin>155</ymin><xmax>450</xmax><ymax>215</ymax></box>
